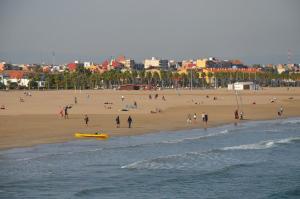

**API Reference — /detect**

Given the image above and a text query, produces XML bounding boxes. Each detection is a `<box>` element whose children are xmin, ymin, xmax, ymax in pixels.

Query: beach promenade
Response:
<box><xmin>0</xmin><ymin>88</ymin><xmax>300</xmax><ymax>150</ymax></box>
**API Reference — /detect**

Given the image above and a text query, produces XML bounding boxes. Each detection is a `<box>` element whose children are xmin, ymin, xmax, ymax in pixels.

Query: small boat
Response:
<box><xmin>74</xmin><ymin>133</ymin><xmax>109</xmax><ymax>139</ymax></box>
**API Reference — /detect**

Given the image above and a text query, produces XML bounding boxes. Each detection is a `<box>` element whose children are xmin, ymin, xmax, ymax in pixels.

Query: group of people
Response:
<box><xmin>277</xmin><ymin>106</ymin><xmax>284</xmax><ymax>117</ymax></box>
<box><xmin>187</xmin><ymin>112</ymin><xmax>208</xmax><ymax>125</ymax></box>
<box><xmin>82</xmin><ymin>115</ymin><xmax>133</xmax><ymax>128</ymax></box>
<box><xmin>115</xmin><ymin>115</ymin><xmax>133</xmax><ymax>128</ymax></box>
<box><xmin>234</xmin><ymin>109</ymin><xmax>244</xmax><ymax>120</ymax></box>
<box><xmin>149</xmin><ymin>94</ymin><xmax>166</xmax><ymax>101</ymax></box>
<box><xmin>59</xmin><ymin>105</ymin><xmax>72</xmax><ymax>119</ymax></box>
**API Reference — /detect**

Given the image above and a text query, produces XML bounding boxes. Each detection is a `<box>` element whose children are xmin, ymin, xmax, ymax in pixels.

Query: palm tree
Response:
<box><xmin>201</xmin><ymin>72</ymin><xmax>206</xmax><ymax>88</ymax></box>
<box><xmin>207</xmin><ymin>72</ymin><xmax>213</xmax><ymax>87</ymax></box>
<box><xmin>152</xmin><ymin>71</ymin><xmax>160</xmax><ymax>87</ymax></box>
<box><xmin>131</xmin><ymin>70</ymin><xmax>138</xmax><ymax>84</ymax></box>
<box><xmin>146</xmin><ymin>71</ymin><xmax>152</xmax><ymax>86</ymax></box>
<box><xmin>172</xmin><ymin>72</ymin><xmax>180</xmax><ymax>88</ymax></box>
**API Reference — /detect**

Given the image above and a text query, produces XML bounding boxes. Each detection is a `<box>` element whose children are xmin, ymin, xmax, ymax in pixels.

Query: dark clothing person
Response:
<box><xmin>127</xmin><ymin>116</ymin><xmax>133</xmax><ymax>128</ymax></box>
<box><xmin>74</xmin><ymin>97</ymin><xmax>77</xmax><ymax>104</ymax></box>
<box><xmin>84</xmin><ymin>115</ymin><xmax>89</xmax><ymax>126</ymax></box>
<box><xmin>204</xmin><ymin>114</ymin><xmax>208</xmax><ymax>124</ymax></box>
<box><xmin>64</xmin><ymin>106</ymin><xmax>69</xmax><ymax>119</ymax></box>
<box><xmin>116</xmin><ymin>116</ymin><xmax>120</xmax><ymax>128</ymax></box>
<box><xmin>234</xmin><ymin>110</ymin><xmax>239</xmax><ymax>119</ymax></box>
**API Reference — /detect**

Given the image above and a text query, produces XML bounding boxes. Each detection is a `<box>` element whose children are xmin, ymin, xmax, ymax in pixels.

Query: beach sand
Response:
<box><xmin>0</xmin><ymin>88</ymin><xmax>300</xmax><ymax>150</ymax></box>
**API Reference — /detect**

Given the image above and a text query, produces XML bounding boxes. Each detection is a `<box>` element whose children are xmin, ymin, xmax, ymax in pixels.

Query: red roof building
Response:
<box><xmin>67</xmin><ymin>63</ymin><xmax>77</xmax><ymax>72</ymax></box>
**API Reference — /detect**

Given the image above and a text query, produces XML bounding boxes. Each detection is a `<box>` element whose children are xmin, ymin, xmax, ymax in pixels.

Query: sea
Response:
<box><xmin>0</xmin><ymin>118</ymin><xmax>300</xmax><ymax>199</ymax></box>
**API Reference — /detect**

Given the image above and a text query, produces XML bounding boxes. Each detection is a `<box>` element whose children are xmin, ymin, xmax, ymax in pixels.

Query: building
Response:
<box><xmin>228</xmin><ymin>82</ymin><xmax>256</xmax><ymax>90</ymax></box>
<box><xmin>144</xmin><ymin>57</ymin><xmax>169</xmax><ymax>69</ymax></box>
<box><xmin>124</xmin><ymin>59</ymin><xmax>135</xmax><ymax>69</ymax></box>
<box><xmin>196</xmin><ymin>59</ymin><xmax>207</xmax><ymax>68</ymax></box>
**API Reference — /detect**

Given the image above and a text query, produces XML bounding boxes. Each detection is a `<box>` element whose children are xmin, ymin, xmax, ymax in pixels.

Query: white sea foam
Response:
<box><xmin>279</xmin><ymin>119</ymin><xmax>300</xmax><ymax>125</ymax></box>
<box><xmin>121</xmin><ymin>137</ymin><xmax>300</xmax><ymax>170</ymax></box>
<box><xmin>162</xmin><ymin>129</ymin><xmax>229</xmax><ymax>144</ymax></box>
<box><xmin>222</xmin><ymin>137</ymin><xmax>300</xmax><ymax>151</ymax></box>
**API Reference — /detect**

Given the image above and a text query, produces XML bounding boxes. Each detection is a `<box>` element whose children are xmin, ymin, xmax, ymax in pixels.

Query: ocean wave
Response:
<box><xmin>161</xmin><ymin>129</ymin><xmax>230</xmax><ymax>144</ymax></box>
<box><xmin>103</xmin><ymin>129</ymin><xmax>231</xmax><ymax>151</ymax></box>
<box><xmin>75</xmin><ymin>186</ymin><xmax>116</xmax><ymax>197</ymax></box>
<box><xmin>121</xmin><ymin>137</ymin><xmax>300</xmax><ymax>170</ymax></box>
<box><xmin>222</xmin><ymin>137</ymin><xmax>300</xmax><ymax>151</ymax></box>
<box><xmin>15</xmin><ymin>148</ymin><xmax>103</xmax><ymax>162</ymax></box>
<box><xmin>278</xmin><ymin>118</ymin><xmax>300</xmax><ymax>125</ymax></box>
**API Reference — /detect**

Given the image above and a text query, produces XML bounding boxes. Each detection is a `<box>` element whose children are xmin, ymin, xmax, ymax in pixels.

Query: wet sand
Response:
<box><xmin>0</xmin><ymin>88</ymin><xmax>300</xmax><ymax>150</ymax></box>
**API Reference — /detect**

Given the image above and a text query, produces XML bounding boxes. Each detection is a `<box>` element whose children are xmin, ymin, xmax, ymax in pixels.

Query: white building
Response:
<box><xmin>2</xmin><ymin>78</ymin><xmax>30</xmax><ymax>87</ymax></box>
<box><xmin>84</xmin><ymin>62</ymin><xmax>92</xmax><ymax>68</ymax></box>
<box><xmin>124</xmin><ymin>59</ymin><xmax>135</xmax><ymax>69</ymax></box>
<box><xmin>228</xmin><ymin>82</ymin><xmax>257</xmax><ymax>90</ymax></box>
<box><xmin>144</xmin><ymin>57</ymin><xmax>169</xmax><ymax>69</ymax></box>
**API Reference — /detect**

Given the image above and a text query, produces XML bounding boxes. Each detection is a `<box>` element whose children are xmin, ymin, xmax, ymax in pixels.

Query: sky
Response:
<box><xmin>0</xmin><ymin>0</ymin><xmax>300</xmax><ymax>64</ymax></box>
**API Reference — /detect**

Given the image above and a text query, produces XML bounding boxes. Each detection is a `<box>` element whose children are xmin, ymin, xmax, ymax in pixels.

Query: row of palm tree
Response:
<box><xmin>24</xmin><ymin>68</ymin><xmax>300</xmax><ymax>90</ymax></box>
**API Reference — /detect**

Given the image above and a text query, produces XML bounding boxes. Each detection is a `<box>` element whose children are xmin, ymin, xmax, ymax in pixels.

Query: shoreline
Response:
<box><xmin>1</xmin><ymin>116</ymin><xmax>299</xmax><ymax>152</ymax></box>
<box><xmin>1</xmin><ymin>88</ymin><xmax>300</xmax><ymax>151</ymax></box>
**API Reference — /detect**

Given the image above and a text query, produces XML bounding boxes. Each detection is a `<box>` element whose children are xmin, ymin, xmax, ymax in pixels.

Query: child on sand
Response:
<box><xmin>187</xmin><ymin>114</ymin><xmax>192</xmax><ymax>124</ymax></box>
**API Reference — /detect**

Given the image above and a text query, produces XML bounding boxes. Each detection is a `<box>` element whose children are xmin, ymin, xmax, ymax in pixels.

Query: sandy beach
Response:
<box><xmin>0</xmin><ymin>88</ymin><xmax>300</xmax><ymax>150</ymax></box>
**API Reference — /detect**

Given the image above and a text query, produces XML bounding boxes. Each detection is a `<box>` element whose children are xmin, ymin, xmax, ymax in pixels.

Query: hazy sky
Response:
<box><xmin>0</xmin><ymin>0</ymin><xmax>300</xmax><ymax>64</ymax></box>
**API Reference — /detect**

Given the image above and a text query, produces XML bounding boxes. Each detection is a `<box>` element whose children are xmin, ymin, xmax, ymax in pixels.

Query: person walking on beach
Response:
<box><xmin>64</xmin><ymin>106</ymin><xmax>69</xmax><ymax>119</ymax></box>
<box><xmin>193</xmin><ymin>113</ymin><xmax>197</xmax><ymax>123</ymax></box>
<box><xmin>202</xmin><ymin>112</ymin><xmax>205</xmax><ymax>123</ymax></box>
<box><xmin>240</xmin><ymin>111</ymin><xmax>244</xmax><ymax>120</ymax></box>
<box><xmin>121</xmin><ymin>96</ymin><xmax>125</xmax><ymax>101</ymax></box>
<box><xmin>280</xmin><ymin>106</ymin><xmax>284</xmax><ymax>116</ymax></box>
<box><xmin>204</xmin><ymin>113</ymin><xmax>208</xmax><ymax>125</ymax></box>
<box><xmin>74</xmin><ymin>97</ymin><xmax>77</xmax><ymax>104</ymax></box>
<box><xmin>116</xmin><ymin>115</ymin><xmax>120</xmax><ymax>128</ymax></box>
<box><xmin>187</xmin><ymin>114</ymin><xmax>192</xmax><ymax>124</ymax></box>
<box><xmin>234</xmin><ymin>109</ymin><xmax>239</xmax><ymax>120</ymax></box>
<box><xmin>84</xmin><ymin>114</ymin><xmax>89</xmax><ymax>126</ymax></box>
<box><xmin>59</xmin><ymin>107</ymin><xmax>64</xmax><ymax>118</ymax></box>
<box><xmin>134</xmin><ymin>101</ymin><xmax>137</xmax><ymax>108</ymax></box>
<box><xmin>127</xmin><ymin>115</ymin><xmax>133</xmax><ymax>128</ymax></box>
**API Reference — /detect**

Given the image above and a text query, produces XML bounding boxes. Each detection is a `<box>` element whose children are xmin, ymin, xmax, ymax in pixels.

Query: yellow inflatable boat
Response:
<box><xmin>74</xmin><ymin>133</ymin><xmax>109</xmax><ymax>139</ymax></box>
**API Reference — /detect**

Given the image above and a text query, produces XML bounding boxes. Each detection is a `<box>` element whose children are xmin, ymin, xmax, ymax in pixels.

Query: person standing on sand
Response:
<box><xmin>121</xmin><ymin>96</ymin><xmax>125</xmax><ymax>101</ymax></box>
<box><xmin>128</xmin><ymin>116</ymin><xmax>133</xmax><ymax>128</ymax></box>
<box><xmin>280</xmin><ymin>106</ymin><xmax>284</xmax><ymax>115</ymax></box>
<box><xmin>193</xmin><ymin>113</ymin><xmax>197</xmax><ymax>123</ymax></box>
<box><xmin>84</xmin><ymin>115</ymin><xmax>89</xmax><ymax>126</ymax></box>
<box><xmin>240</xmin><ymin>111</ymin><xmax>244</xmax><ymax>120</ymax></box>
<box><xmin>202</xmin><ymin>112</ymin><xmax>205</xmax><ymax>123</ymax></box>
<box><xmin>204</xmin><ymin>113</ymin><xmax>208</xmax><ymax>125</ymax></box>
<box><xmin>74</xmin><ymin>97</ymin><xmax>77</xmax><ymax>104</ymax></box>
<box><xmin>187</xmin><ymin>114</ymin><xmax>192</xmax><ymax>124</ymax></box>
<box><xmin>234</xmin><ymin>109</ymin><xmax>239</xmax><ymax>120</ymax></box>
<box><xmin>116</xmin><ymin>115</ymin><xmax>120</xmax><ymax>128</ymax></box>
<box><xmin>64</xmin><ymin>106</ymin><xmax>69</xmax><ymax>119</ymax></box>
<box><xmin>59</xmin><ymin>107</ymin><xmax>64</xmax><ymax>118</ymax></box>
